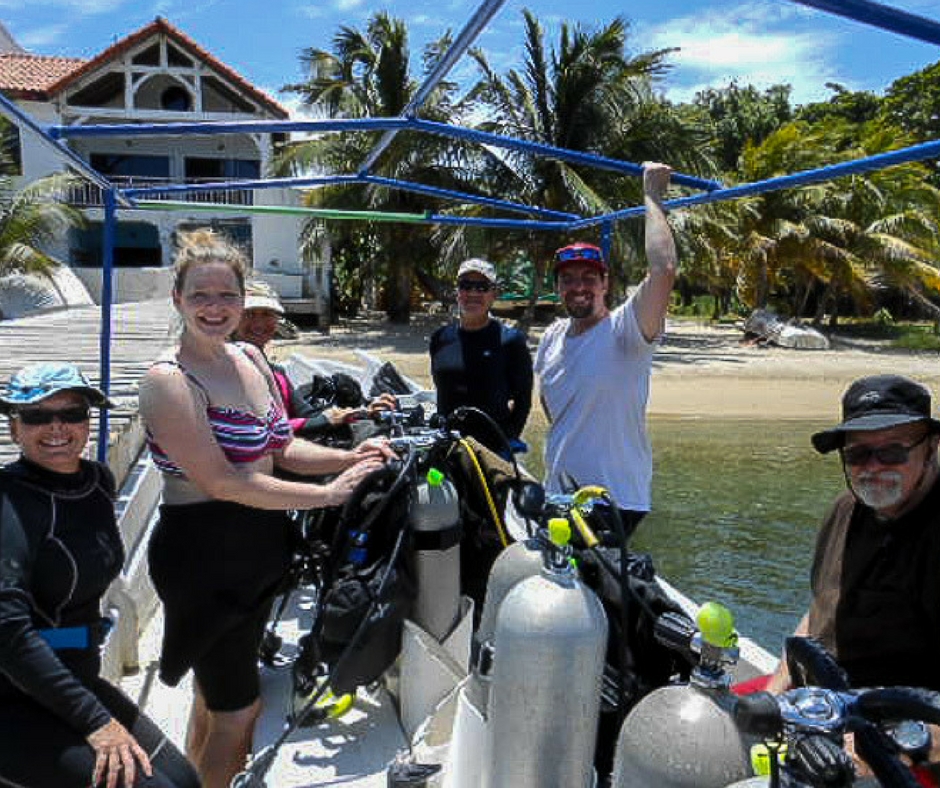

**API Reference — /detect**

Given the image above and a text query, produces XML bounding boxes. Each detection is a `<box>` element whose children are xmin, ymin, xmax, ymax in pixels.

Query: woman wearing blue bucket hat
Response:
<box><xmin>0</xmin><ymin>362</ymin><xmax>200</xmax><ymax>787</ymax></box>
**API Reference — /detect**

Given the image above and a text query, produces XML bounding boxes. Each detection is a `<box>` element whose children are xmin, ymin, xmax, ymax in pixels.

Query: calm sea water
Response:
<box><xmin>525</xmin><ymin>417</ymin><xmax>847</xmax><ymax>653</ymax></box>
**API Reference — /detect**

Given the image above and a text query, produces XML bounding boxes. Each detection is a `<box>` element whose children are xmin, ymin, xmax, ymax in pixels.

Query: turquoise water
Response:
<box><xmin>633</xmin><ymin>417</ymin><xmax>846</xmax><ymax>653</ymax></box>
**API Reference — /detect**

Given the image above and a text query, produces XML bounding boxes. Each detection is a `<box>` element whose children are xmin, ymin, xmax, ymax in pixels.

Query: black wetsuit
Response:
<box><xmin>429</xmin><ymin>319</ymin><xmax>533</xmax><ymax>453</ymax></box>
<box><xmin>0</xmin><ymin>457</ymin><xmax>199</xmax><ymax>788</ymax></box>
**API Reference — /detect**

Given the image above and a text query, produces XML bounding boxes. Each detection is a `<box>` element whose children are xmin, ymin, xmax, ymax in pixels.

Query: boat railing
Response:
<box><xmin>101</xmin><ymin>448</ymin><xmax>164</xmax><ymax>683</ymax></box>
<box><xmin>66</xmin><ymin>175</ymin><xmax>255</xmax><ymax>208</ymax></box>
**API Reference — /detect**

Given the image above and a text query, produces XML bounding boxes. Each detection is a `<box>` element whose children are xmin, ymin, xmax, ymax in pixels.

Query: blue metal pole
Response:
<box><xmin>788</xmin><ymin>0</ymin><xmax>940</xmax><ymax>46</ymax></box>
<box><xmin>358</xmin><ymin>0</ymin><xmax>508</xmax><ymax>174</ymax></box>
<box><xmin>0</xmin><ymin>91</ymin><xmax>131</xmax><ymax>204</ymax></box>
<box><xmin>96</xmin><ymin>189</ymin><xmax>116</xmax><ymax>463</ymax></box>
<box><xmin>50</xmin><ymin>115</ymin><xmax>721</xmax><ymax>192</ymax></box>
<box><xmin>600</xmin><ymin>222</ymin><xmax>613</xmax><ymax>264</ymax></box>
<box><xmin>361</xmin><ymin>175</ymin><xmax>581</xmax><ymax>220</ymax></box>
<box><xmin>49</xmin><ymin>117</ymin><xmax>409</xmax><ymax>139</ymax></box>
<box><xmin>573</xmin><ymin>137</ymin><xmax>940</xmax><ymax>227</ymax></box>
<box><xmin>411</xmin><ymin>119</ymin><xmax>723</xmax><ymax>191</ymax></box>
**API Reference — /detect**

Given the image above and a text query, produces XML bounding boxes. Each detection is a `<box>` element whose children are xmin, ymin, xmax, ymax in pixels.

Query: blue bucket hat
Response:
<box><xmin>0</xmin><ymin>363</ymin><xmax>113</xmax><ymax>414</ymax></box>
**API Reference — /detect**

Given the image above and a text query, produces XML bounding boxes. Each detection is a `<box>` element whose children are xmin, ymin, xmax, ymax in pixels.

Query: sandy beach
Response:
<box><xmin>272</xmin><ymin>314</ymin><xmax>940</xmax><ymax>424</ymax></box>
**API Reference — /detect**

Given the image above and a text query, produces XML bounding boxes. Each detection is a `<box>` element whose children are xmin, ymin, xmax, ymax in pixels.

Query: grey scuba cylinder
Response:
<box><xmin>409</xmin><ymin>466</ymin><xmax>461</xmax><ymax>641</ymax></box>
<box><xmin>610</xmin><ymin>602</ymin><xmax>754</xmax><ymax>788</ymax></box>
<box><xmin>475</xmin><ymin>534</ymin><xmax>545</xmax><ymax>651</ymax></box>
<box><xmin>483</xmin><ymin>518</ymin><xmax>608</xmax><ymax>788</ymax></box>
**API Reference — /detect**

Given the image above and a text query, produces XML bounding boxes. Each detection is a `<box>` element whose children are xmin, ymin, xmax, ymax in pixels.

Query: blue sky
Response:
<box><xmin>5</xmin><ymin>0</ymin><xmax>940</xmax><ymax>113</ymax></box>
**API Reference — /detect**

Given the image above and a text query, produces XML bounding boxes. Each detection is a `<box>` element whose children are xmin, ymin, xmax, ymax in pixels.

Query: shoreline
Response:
<box><xmin>274</xmin><ymin>315</ymin><xmax>940</xmax><ymax>422</ymax></box>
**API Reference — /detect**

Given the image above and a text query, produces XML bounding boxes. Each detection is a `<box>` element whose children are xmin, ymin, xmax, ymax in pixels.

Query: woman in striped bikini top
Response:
<box><xmin>146</xmin><ymin>355</ymin><xmax>293</xmax><ymax>477</ymax></box>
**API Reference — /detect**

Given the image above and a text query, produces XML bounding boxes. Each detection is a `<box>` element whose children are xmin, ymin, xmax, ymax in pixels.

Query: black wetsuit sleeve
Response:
<box><xmin>504</xmin><ymin>329</ymin><xmax>534</xmax><ymax>439</ymax></box>
<box><xmin>429</xmin><ymin>326</ymin><xmax>456</xmax><ymax>417</ymax></box>
<box><xmin>0</xmin><ymin>492</ymin><xmax>112</xmax><ymax>736</ymax></box>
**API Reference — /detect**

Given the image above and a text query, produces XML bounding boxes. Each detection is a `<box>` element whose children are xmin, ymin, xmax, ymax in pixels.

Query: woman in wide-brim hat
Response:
<box><xmin>0</xmin><ymin>362</ymin><xmax>199</xmax><ymax>788</ymax></box>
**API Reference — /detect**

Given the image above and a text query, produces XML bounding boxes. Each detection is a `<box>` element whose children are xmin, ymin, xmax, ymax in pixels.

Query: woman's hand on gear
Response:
<box><xmin>325</xmin><ymin>406</ymin><xmax>354</xmax><ymax>426</ymax></box>
<box><xmin>326</xmin><ymin>457</ymin><xmax>386</xmax><ymax>505</ymax></box>
<box><xmin>88</xmin><ymin>718</ymin><xmax>152</xmax><ymax>788</ymax></box>
<box><xmin>351</xmin><ymin>437</ymin><xmax>395</xmax><ymax>463</ymax></box>
<box><xmin>368</xmin><ymin>393</ymin><xmax>398</xmax><ymax>413</ymax></box>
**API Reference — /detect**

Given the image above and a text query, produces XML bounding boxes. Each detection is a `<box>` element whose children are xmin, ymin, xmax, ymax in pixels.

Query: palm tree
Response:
<box><xmin>466</xmin><ymin>9</ymin><xmax>713</xmax><ymax>319</ymax></box>
<box><xmin>0</xmin><ymin>147</ymin><xmax>81</xmax><ymax>282</ymax></box>
<box><xmin>279</xmin><ymin>13</ymin><xmax>470</xmax><ymax>323</ymax></box>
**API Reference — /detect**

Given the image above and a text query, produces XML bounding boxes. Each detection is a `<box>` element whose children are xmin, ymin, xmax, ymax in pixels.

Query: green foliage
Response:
<box><xmin>796</xmin><ymin>83</ymin><xmax>881</xmax><ymax>126</ymax></box>
<box><xmin>693</xmin><ymin>82</ymin><xmax>793</xmax><ymax>172</ymax></box>
<box><xmin>882</xmin><ymin>60</ymin><xmax>940</xmax><ymax>142</ymax></box>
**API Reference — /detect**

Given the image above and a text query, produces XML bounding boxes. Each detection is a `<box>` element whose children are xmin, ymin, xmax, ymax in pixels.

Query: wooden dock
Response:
<box><xmin>0</xmin><ymin>299</ymin><xmax>176</xmax><ymax>482</ymax></box>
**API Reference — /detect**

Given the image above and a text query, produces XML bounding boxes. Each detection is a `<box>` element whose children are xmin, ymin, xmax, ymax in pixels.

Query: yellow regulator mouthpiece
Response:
<box><xmin>697</xmin><ymin>602</ymin><xmax>737</xmax><ymax>648</ymax></box>
<box><xmin>547</xmin><ymin>518</ymin><xmax>572</xmax><ymax>547</ymax></box>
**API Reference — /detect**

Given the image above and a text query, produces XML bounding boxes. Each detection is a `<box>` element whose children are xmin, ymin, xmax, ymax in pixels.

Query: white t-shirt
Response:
<box><xmin>534</xmin><ymin>298</ymin><xmax>657</xmax><ymax>511</ymax></box>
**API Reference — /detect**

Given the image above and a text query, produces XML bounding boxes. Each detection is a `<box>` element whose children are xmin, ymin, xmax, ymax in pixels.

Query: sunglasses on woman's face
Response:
<box><xmin>457</xmin><ymin>279</ymin><xmax>493</xmax><ymax>293</ymax></box>
<box><xmin>841</xmin><ymin>433</ymin><xmax>929</xmax><ymax>467</ymax></box>
<box><xmin>13</xmin><ymin>406</ymin><xmax>91</xmax><ymax>426</ymax></box>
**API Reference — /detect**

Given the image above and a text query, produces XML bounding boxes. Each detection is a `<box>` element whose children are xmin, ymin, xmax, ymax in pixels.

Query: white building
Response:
<box><xmin>0</xmin><ymin>17</ymin><xmax>330</xmax><ymax>322</ymax></box>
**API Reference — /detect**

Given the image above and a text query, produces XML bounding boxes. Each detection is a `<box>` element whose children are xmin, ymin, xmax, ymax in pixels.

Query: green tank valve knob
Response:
<box><xmin>547</xmin><ymin>518</ymin><xmax>572</xmax><ymax>547</ymax></box>
<box><xmin>426</xmin><ymin>467</ymin><xmax>444</xmax><ymax>486</ymax></box>
<box><xmin>697</xmin><ymin>601</ymin><xmax>737</xmax><ymax>648</ymax></box>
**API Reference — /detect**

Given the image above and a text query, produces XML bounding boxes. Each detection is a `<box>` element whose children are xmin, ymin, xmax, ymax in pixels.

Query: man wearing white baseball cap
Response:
<box><xmin>429</xmin><ymin>258</ymin><xmax>533</xmax><ymax>455</ymax></box>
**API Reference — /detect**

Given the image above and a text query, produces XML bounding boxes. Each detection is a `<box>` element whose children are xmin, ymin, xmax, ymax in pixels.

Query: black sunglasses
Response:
<box><xmin>14</xmin><ymin>406</ymin><xmax>91</xmax><ymax>426</ymax></box>
<box><xmin>841</xmin><ymin>433</ymin><xmax>930</xmax><ymax>467</ymax></box>
<box><xmin>457</xmin><ymin>279</ymin><xmax>493</xmax><ymax>293</ymax></box>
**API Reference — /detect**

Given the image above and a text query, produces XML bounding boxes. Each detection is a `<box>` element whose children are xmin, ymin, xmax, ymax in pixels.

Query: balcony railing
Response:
<box><xmin>67</xmin><ymin>176</ymin><xmax>255</xmax><ymax>208</ymax></box>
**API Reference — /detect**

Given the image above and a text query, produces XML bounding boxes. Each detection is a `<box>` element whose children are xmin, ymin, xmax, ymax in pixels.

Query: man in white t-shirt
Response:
<box><xmin>534</xmin><ymin>162</ymin><xmax>677</xmax><ymax>534</ymax></box>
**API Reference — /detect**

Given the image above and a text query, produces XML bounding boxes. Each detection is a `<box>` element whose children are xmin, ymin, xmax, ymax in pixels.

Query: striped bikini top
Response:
<box><xmin>146</xmin><ymin>350</ymin><xmax>293</xmax><ymax>477</ymax></box>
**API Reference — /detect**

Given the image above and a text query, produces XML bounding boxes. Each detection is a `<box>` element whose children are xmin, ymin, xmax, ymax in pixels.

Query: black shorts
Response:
<box><xmin>148</xmin><ymin>500</ymin><xmax>294</xmax><ymax>712</ymax></box>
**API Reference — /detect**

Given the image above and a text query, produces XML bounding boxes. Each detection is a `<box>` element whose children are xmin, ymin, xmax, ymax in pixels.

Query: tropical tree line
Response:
<box><xmin>2</xmin><ymin>8</ymin><xmax>939</xmax><ymax>328</ymax></box>
<box><xmin>276</xmin><ymin>8</ymin><xmax>940</xmax><ymax>327</ymax></box>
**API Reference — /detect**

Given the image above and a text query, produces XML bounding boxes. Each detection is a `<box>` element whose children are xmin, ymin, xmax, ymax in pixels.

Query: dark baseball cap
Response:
<box><xmin>553</xmin><ymin>243</ymin><xmax>608</xmax><ymax>275</ymax></box>
<box><xmin>811</xmin><ymin>374</ymin><xmax>940</xmax><ymax>454</ymax></box>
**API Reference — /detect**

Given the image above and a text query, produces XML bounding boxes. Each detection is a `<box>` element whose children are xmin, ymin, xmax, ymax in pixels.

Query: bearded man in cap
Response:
<box><xmin>769</xmin><ymin>374</ymin><xmax>940</xmax><ymax>700</ymax></box>
<box><xmin>534</xmin><ymin>162</ymin><xmax>677</xmax><ymax>536</ymax></box>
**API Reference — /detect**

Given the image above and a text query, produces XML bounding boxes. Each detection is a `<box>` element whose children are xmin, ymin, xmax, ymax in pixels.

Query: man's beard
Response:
<box><xmin>851</xmin><ymin>471</ymin><xmax>906</xmax><ymax>511</ymax></box>
<box><xmin>564</xmin><ymin>293</ymin><xmax>596</xmax><ymax>319</ymax></box>
<box><xmin>566</xmin><ymin>302</ymin><xmax>594</xmax><ymax>319</ymax></box>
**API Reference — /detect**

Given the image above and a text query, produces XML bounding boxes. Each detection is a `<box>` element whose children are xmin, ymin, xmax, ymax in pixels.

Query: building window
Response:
<box><xmin>90</xmin><ymin>153</ymin><xmax>171</xmax><ymax>180</ymax></box>
<box><xmin>70</xmin><ymin>222</ymin><xmax>162</xmax><ymax>268</ymax></box>
<box><xmin>185</xmin><ymin>157</ymin><xmax>260</xmax><ymax>181</ymax></box>
<box><xmin>160</xmin><ymin>85</ymin><xmax>192</xmax><ymax>112</ymax></box>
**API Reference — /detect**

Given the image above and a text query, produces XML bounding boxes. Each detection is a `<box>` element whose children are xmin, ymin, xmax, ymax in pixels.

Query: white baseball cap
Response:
<box><xmin>243</xmin><ymin>279</ymin><xmax>285</xmax><ymax>315</ymax></box>
<box><xmin>457</xmin><ymin>258</ymin><xmax>497</xmax><ymax>284</ymax></box>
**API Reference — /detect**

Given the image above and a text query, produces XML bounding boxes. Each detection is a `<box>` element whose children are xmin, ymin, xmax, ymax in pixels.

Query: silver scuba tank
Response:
<box><xmin>475</xmin><ymin>534</ymin><xmax>545</xmax><ymax>651</ymax></box>
<box><xmin>482</xmin><ymin>519</ymin><xmax>608</xmax><ymax>788</ymax></box>
<box><xmin>611</xmin><ymin>602</ymin><xmax>754</xmax><ymax>788</ymax></box>
<box><xmin>409</xmin><ymin>467</ymin><xmax>462</xmax><ymax>641</ymax></box>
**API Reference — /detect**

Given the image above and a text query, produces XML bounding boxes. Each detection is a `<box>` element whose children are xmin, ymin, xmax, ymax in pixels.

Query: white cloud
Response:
<box><xmin>16</xmin><ymin>24</ymin><xmax>69</xmax><ymax>49</ymax></box>
<box><xmin>643</xmin><ymin>1</ymin><xmax>845</xmax><ymax>105</ymax></box>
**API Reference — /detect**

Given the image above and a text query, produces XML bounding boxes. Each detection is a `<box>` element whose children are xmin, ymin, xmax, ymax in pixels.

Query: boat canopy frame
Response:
<box><xmin>1</xmin><ymin>0</ymin><xmax>939</xmax><ymax>459</ymax></box>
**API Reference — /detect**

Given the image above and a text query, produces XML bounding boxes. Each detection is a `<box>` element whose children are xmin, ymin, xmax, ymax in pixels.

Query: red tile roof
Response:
<box><xmin>0</xmin><ymin>54</ymin><xmax>85</xmax><ymax>99</ymax></box>
<box><xmin>48</xmin><ymin>17</ymin><xmax>288</xmax><ymax>118</ymax></box>
<box><xmin>0</xmin><ymin>17</ymin><xmax>288</xmax><ymax>117</ymax></box>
